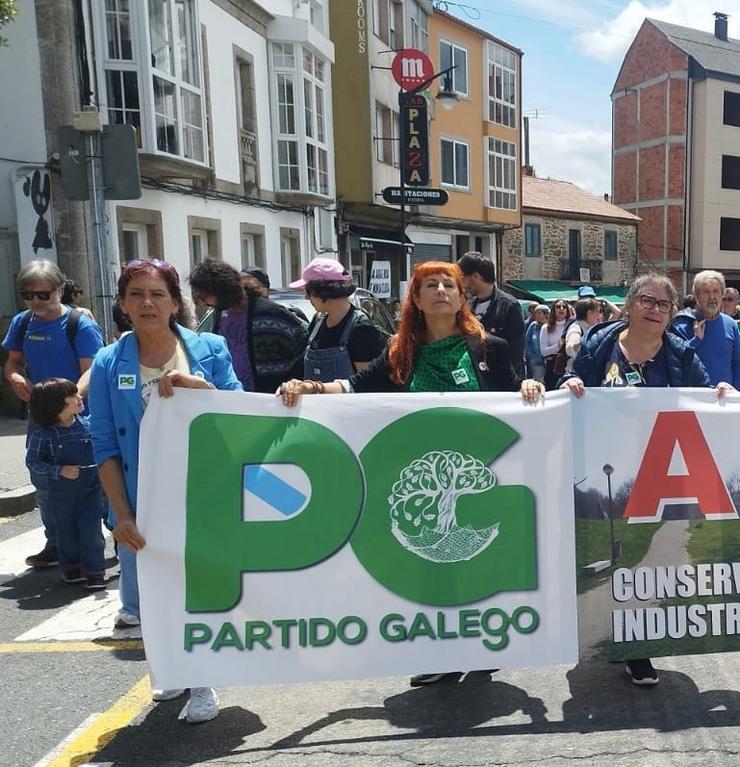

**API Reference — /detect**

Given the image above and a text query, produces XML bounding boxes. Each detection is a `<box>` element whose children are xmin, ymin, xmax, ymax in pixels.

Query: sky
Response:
<box><xmin>440</xmin><ymin>0</ymin><xmax>740</xmax><ymax>196</ymax></box>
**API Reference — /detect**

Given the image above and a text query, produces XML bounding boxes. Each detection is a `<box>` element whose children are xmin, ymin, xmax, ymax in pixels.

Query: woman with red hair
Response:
<box><xmin>280</xmin><ymin>261</ymin><xmax>542</xmax><ymax>400</ymax></box>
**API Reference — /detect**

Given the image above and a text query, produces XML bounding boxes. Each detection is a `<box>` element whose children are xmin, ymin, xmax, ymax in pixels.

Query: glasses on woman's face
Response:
<box><xmin>554</xmin><ymin>304</ymin><xmax>567</xmax><ymax>311</ymax></box>
<box><xmin>20</xmin><ymin>290</ymin><xmax>52</xmax><ymax>301</ymax></box>
<box><xmin>125</xmin><ymin>258</ymin><xmax>179</xmax><ymax>279</ymax></box>
<box><xmin>637</xmin><ymin>294</ymin><xmax>672</xmax><ymax>313</ymax></box>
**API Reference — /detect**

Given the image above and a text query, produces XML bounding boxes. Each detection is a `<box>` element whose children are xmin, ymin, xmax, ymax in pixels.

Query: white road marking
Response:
<box><xmin>0</xmin><ymin>526</ymin><xmax>48</xmax><ymax>580</ymax></box>
<box><xmin>30</xmin><ymin>714</ymin><xmax>100</xmax><ymax>767</ymax></box>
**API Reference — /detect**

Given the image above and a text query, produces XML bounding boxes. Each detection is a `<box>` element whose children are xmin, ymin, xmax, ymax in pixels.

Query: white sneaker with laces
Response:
<box><xmin>114</xmin><ymin>611</ymin><xmax>141</xmax><ymax>629</ymax></box>
<box><xmin>152</xmin><ymin>688</ymin><xmax>185</xmax><ymax>701</ymax></box>
<box><xmin>185</xmin><ymin>687</ymin><xmax>219</xmax><ymax>723</ymax></box>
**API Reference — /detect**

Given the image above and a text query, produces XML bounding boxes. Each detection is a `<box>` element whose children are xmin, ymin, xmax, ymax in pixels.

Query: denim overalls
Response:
<box><xmin>48</xmin><ymin>429</ymin><xmax>106</xmax><ymax>576</ymax></box>
<box><xmin>303</xmin><ymin>311</ymin><xmax>362</xmax><ymax>382</ymax></box>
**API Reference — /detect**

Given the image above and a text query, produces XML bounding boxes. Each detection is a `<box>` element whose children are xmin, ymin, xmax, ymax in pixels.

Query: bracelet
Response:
<box><xmin>304</xmin><ymin>380</ymin><xmax>325</xmax><ymax>394</ymax></box>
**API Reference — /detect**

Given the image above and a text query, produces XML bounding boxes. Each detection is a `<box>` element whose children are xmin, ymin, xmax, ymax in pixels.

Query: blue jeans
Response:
<box><xmin>27</xmin><ymin>422</ymin><xmax>56</xmax><ymax>545</ymax></box>
<box><xmin>117</xmin><ymin>543</ymin><xmax>140</xmax><ymax>618</ymax></box>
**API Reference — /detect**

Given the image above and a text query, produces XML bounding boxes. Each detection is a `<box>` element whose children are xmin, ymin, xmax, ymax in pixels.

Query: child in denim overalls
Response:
<box><xmin>26</xmin><ymin>378</ymin><xmax>106</xmax><ymax>589</ymax></box>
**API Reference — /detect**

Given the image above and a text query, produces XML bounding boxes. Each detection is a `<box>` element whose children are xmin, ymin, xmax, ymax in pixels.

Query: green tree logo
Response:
<box><xmin>389</xmin><ymin>450</ymin><xmax>499</xmax><ymax>562</ymax></box>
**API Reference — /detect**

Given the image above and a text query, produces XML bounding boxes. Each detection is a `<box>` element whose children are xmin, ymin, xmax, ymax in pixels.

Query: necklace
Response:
<box><xmin>140</xmin><ymin>338</ymin><xmax>178</xmax><ymax>370</ymax></box>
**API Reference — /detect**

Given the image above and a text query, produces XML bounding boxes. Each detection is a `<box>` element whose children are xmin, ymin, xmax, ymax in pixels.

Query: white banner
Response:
<box><xmin>368</xmin><ymin>260</ymin><xmax>391</xmax><ymax>298</ymax></box>
<box><xmin>137</xmin><ymin>390</ymin><xmax>577</xmax><ymax>689</ymax></box>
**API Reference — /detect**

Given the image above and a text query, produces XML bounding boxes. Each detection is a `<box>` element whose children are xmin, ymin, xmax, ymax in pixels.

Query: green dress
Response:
<box><xmin>408</xmin><ymin>335</ymin><xmax>480</xmax><ymax>393</ymax></box>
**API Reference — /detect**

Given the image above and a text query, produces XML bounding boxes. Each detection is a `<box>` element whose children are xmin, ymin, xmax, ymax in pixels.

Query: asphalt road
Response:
<box><xmin>2</xmin><ymin>509</ymin><xmax>740</xmax><ymax>767</ymax></box>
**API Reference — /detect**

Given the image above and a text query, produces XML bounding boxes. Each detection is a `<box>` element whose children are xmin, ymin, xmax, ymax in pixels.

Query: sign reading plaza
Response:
<box><xmin>137</xmin><ymin>390</ymin><xmax>577</xmax><ymax>689</ymax></box>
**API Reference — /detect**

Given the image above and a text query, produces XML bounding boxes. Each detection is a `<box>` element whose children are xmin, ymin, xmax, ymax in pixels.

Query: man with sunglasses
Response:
<box><xmin>671</xmin><ymin>270</ymin><xmax>740</xmax><ymax>388</ymax></box>
<box><xmin>2</xmin><ymin>260</ymin><xmax>103</xmax><ymax>568</ymax></box>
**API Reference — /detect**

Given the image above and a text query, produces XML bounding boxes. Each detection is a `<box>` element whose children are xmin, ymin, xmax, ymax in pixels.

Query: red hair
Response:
<box><xmin>388</xmin><ymin>261</ymin><xmax>484</xmax><ymax>385</ymax></box>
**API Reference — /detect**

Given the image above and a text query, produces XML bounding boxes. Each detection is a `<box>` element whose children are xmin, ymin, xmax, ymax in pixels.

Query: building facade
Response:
<box><xmin>503</xmin><ymin>175</ymin><xmax>638</xmax><ymax>301</ymax></box>
<box><xmin>612</xmin><ymin>12</ymin><xmax>740</xmax><ymax>291</ymax></box>
<box><xmin>329</xmin><ymin>1</ymin><xmax>521</xmax><ymax>297</ymax></box>
<box><xmin>0</xmin><ymin>0</ymin><xmax>337</xmax><ymax>324</ymax></box>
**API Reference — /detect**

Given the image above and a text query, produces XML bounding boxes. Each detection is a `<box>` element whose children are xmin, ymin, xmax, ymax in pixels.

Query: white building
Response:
<box><xmin>0</xmin><ymin>0</ymin><xmax>337</xmax><ymax>321</ymax></box>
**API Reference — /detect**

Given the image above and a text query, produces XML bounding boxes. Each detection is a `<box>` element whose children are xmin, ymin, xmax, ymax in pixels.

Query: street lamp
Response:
<box><xmin>602</xmin><ymin>463</ymin><xmax>621</xmax><ymax>564</ymax></box>
<box><xmin>397</xmin><ymin>64</ymin><xmax>457</xmax><ymax>288</ymax></box>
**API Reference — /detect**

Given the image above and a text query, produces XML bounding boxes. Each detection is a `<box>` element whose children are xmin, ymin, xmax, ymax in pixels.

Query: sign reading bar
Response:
<box><xmin>401</xmin><ymin>95</ymin><xmax>429</xmax><ymax>186</ymax></box>
<box><xmin>382</xmin><ymin>187</ymin><xmax>449</xmax><ymax>206</ymax></box>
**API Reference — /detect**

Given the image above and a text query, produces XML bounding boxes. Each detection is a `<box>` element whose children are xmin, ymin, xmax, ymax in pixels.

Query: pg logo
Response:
<box><xmin>185</xmin><ymin>408</ymin><xmax>536</xmax><ymax>612</ymax></box>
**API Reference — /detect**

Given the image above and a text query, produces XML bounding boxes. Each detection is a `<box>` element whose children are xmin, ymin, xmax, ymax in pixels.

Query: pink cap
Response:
<box><xmin>289</xmin><ymin>258</ymin><xmax>351</xmax><ymax>288</ymax></box>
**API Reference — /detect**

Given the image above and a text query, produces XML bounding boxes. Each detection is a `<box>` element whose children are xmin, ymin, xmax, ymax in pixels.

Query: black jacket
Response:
<box><xmin>470</xmin><ymin>287</ymin><xmax>525</xmax><ymax>377</ymax></box>
<box><xmin>213</xmin><ymin>295</ymin><xmax>308</xmax><ymax>393</ymax></box>
<box><xmin>349</xmin><ymin>334</ymin><xmax>521</xmax><ymax>393</ymax></box>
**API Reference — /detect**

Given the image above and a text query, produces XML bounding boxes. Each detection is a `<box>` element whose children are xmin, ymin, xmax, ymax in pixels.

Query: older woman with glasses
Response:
<box><xmin>540</xmin><ymin>299</ymin><xmax>569</xmax><ymax>390</ymax></box>
<box><xmin>88</xmin><ymin>259</ymin><xmax>242</xmax><ymax>723</ymax></box>
<box><xmin>560</xmin><ymin>273</ymin><xmax>732</xmax><ymax>686</ymax></box>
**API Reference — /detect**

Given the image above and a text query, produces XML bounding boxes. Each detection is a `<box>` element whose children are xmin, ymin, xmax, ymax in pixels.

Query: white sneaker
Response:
<box><xmin>185</xmin><ymin>687</ymin><xmax>219</xmax><ymax>723</ymax></box>
<box><xmin>114</xmin><ymin>611</ymin><xmax>141</xmax><ymax>629</ymax></box>
<box><xmin>152</xmin><ymin>688</ymin><xmax>185</xmax><ymax>701</ymax></box>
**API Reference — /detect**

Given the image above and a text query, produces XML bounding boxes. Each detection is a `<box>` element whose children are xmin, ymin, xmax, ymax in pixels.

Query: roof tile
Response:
<box><xmin>522</xmin><ymin>176</ymin><xmax>640</xmax><ymax>221</ymax></box>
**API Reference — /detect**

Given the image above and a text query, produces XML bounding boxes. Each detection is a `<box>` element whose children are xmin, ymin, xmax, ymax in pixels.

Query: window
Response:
<box><xmin>190</xmin><ymin>229</ymin><xmax>209</xmax><ymax>264</ymax></box>
<box><xmin>524</xmin><ymin>223</ymin><xmax>541</xmax><ymax>257</ymax></box>
<box><xmin>440</xmin><ymin>138</ymin><xmax>468</xmax><ymax>188</ymax></box>
<box><xmin>604</xmin><ymin>230</ymin><xmax>618</xmax><ymax>261</ymax></box>
<box><xmin>720</xmin><ymin>218</ymin><xmax>740</xmax><ymax>251</ymax></box>
<box><xmin>240</xmin><ymin>224</ymin><xmax>266</xmax><ymax>270</ymax></box>
<box><xmin>237</xmin><ymin>58</ymin><xmax>259</xmax><ymax>190</ymax></box>
<box><xmin>188</xmin><ymin>216</ymin><xmax>221</xmax><ymax>266</ymax></box>
<box><xmin>439</xmin><ymin>41</ymin><xmax>468</xmax><ymax>96</ymax></box>
<box><xmin>375</xmin><ymin>102</ymin><xmax>395</xmax><ymax>165</ymax></box>
<box><xmin>488</xmin><ymin>42</ymin><xmax>517</xmax><ymax>128</ymax></box>
<box><xmin>96</xmin><ymin>0</ymin><xmax>207</xmax><ymax>162</ymax></box>
<box><xmin>309</xmin><ymin>1</ymin><xmax>325</xmax><ymax>34</ymax></box>
<box><xmin>280</xmin><ymin>231</ymin><xmax>301</xmax><ymax>286</ymax></box>
<box><xmin>488</xmin><ymin>138</ymin><xmax>517</xmax><ymax>210</ymax></box>
<box><xmin>272</xmin><ymin>43</ymin><xmax>331</xmax><ymax>196</ymax></box>
<box><xmin>409</xmin><ymin>1</ymin><xmax>428</xmax><ymax>52</ymax></box>
<box><xmin>723</xmin><ymin>91</ymin><xmax>740</xmax><ymax>128</ymax></box>
<box><xmin>722</xmin><ymin>155</ymin><xmax>740</xmax><ymax>190</ymax></box>
<box><xmin>121</xmin><ymin>223</ymin><xmax>148</xmax><ymax>262</ymax></box>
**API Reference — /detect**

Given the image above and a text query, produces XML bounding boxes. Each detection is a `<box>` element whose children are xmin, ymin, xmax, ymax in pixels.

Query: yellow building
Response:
<box><xmin>329</xmin><ymin>1</ymin><xmax>521</xmax><ymax>296</ymax></box>
<box><xmin>428</xmin><ymin>9</ymin><xmax>522</xmax><ymax>279</ymax></box>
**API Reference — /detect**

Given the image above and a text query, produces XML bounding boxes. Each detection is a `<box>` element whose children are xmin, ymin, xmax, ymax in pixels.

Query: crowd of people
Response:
<box><xmin>2</xmin><ymin>254</ymin><xmax>738</xmax><ymax>718</ymax></box>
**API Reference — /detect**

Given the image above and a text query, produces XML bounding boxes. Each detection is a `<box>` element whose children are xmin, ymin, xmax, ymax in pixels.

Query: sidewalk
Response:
<box><xmin>0</xmin><ymin>415</ymin><xmax>35</xmax><ymax>516</ymax></box>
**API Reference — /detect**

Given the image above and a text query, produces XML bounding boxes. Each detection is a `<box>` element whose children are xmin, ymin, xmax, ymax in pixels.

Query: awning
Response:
<box><xmin>350</xmin><ymin>224</ymin><xmax>412</xmax><ymax>250</ymax></box>
<box><xmin>505</xmin><ymin>280</ymin><xmax>630</xmax><ymax>305</ymax></box>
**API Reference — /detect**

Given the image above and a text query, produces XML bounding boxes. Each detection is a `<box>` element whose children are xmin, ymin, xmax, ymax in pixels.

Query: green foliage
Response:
<box><xmin>575</xmin><ymin>518</ymin><xmax>660</xmax><ymax>594</ymax></box>
<box><xmin>0</xmin><ymin>0</ymin><xmax>18</xmax><ymax>47</ymax></box>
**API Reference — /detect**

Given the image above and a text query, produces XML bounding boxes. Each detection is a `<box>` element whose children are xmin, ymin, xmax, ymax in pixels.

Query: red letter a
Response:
<box><xmin>624</xmin><ymin>411</ymin><xmax>737</xmax><ymax>522</ymax></box>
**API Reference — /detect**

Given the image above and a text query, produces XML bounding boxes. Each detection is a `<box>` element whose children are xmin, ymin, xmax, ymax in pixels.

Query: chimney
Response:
<box><xmin>603</xmin><ymin>193</ymin><xmax>610</xmax><ymax>202</ymax></box>
<box><xmin>714</xmin><ymin>11</ymin><xmax>729</xmax><ymax>42</ymax></box>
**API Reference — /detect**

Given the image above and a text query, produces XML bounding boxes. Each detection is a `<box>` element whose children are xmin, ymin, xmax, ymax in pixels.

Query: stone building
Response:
<box><xmin>502</xmin><ymin>175</ymin><xmax>639</xmax><ymax>302</ymax></box>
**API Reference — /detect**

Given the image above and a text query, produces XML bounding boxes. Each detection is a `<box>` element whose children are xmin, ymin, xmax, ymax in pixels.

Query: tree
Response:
<box><xmin>388</xmin><ymin>451</ymin><xmax>496</xmax><ymax>535</ymax></box>
<box><xmin>0</xmin><ymin>0</ymin><xmax>18</xmax><ymax>47</ymax></box>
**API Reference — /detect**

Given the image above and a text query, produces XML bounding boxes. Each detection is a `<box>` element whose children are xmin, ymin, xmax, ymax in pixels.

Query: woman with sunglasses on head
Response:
<box><xmin>540</xmin><ymin>299</ymin><xmax>569</xmax><ymax>390</ymax></box>
<box><xmin>88</xmin><ymin>259</ymin><xmax>242</xmax><ymax>724</ymax></box>
<box><xmin>2</xmin><ymin>260</ymin><xmax>103</xmax><ymax>569</ymax></box>
<box><xmin>560</xmin><ymin>273</ymin><xmax>732</xmax><ymax>687</ymax></box>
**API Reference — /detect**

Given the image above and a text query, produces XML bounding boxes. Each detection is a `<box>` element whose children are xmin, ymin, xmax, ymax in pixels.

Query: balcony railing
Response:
<box><xmin>559</xmin><ymin>259</ymin><xmax>603</xmax><ymax>283</ymax></box>
<box><xmin>240</xmin><ymin>129</ymin><xmax>259</xmax><ymax>192</ymax></box>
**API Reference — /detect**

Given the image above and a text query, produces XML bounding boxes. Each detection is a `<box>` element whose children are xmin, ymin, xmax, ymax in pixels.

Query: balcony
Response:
<box><xmin>240</xmin><ymin>129</ymin><xmax>259</xmax><ymax>193</ymax></box>
<box><xmin>559</xmin><ymin>259</ymin><xmax>603</xmax><ymax>283</ymax></box>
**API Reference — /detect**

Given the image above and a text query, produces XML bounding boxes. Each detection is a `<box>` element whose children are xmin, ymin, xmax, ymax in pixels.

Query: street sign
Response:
<box><xmin>382</xmin><ymin>187</ymin><xmax>449</xmax><ymax>205</ymax></box>
<box><xmin>391</xmin><ymin>48</ymin><xmax>434</xmax><ymax>91</ymax></box>
<box><xmin>401</xmin><ymin>94</ymin><xmax>429</xmax><ymax>186</ymax></box>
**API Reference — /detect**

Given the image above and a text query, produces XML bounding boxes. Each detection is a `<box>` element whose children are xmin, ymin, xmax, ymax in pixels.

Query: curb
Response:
<box><xmin>0</xmin><ymin>485</ymin><xmax>36</xmax><ymax>517</ymax></box>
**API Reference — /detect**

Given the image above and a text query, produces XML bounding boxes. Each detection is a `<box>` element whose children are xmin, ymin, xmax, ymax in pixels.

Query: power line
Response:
<box><xmin>433</xmin><ymin>1</ymin><xmax>635</xmax><ymax>41</ymax></box>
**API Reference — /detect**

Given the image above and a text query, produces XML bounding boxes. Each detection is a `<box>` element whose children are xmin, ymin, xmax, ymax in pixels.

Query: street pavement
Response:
<box><xmin>2</xmin><ymin>419</ymin><xmax>740</xmax><ymax>766</ymax></box>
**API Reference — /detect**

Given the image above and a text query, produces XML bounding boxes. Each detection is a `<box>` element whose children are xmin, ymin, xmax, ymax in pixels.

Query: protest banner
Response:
<box><xmin>137</xmin><ymin>390</ymin><xmax>577</xmax><ymax>689</ymax></box>
<box><xmin>572</xmin><ymin>388</ymin><xmax>740</xmax><ymax>661</ymax></box>
<box><xmin>368</xmin><ymin>260</ymin><xmax>391</xmax><ymax>298</ymax></box>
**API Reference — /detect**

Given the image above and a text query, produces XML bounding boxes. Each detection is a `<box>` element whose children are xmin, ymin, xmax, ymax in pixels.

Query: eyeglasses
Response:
<box><xmin>554</xmin><ymin>304</ymin><xmax>567</xmax><ymax>310</ymax></box>
<box><xmin>20</xmin><ymin>290</ymin><xmax>52</xmax><ymax>301</ymax></box>
<box><xmin>637</xmin><ymin>295</ymin><xmax>673</xmax><ymax>313</ymax></box>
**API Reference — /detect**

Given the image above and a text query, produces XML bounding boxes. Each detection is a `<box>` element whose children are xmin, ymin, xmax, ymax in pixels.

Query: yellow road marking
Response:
<box><xmin>43</xmin><ymin>674</ymin><xmax>152</xmax><ymax>767</ymax></box>
<box><xmin>0</xmin><ymin>640</ymin><xmax>143</xmax><ymax>653</ymax></box>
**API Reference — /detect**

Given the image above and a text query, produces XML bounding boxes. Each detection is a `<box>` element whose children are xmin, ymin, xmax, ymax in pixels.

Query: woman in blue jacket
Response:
<box><xmin>560</xmin><ymin>273</ymin><xmax>731</xmax><ymax>686</ymax></box>
<box><xmin>88</xmin><ymin>259</ymin><xmax>241</xmax><ymax>723</ymax></box>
